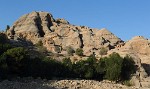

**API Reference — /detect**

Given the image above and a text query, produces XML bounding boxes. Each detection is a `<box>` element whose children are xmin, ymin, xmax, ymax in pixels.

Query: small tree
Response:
<box><xmin>75</xmin><ymin>48</ymin><xmax>83</xmax><ymax>56</ymax></box>
<box><xmin>105</xmin><ymin>52</ymin><xmax>123</xmax><ymax>81</ymax></box>
<box><xmin>1</xmin><ymin>47</ymin><xmax>28</xmax><ymax>74</ymax></box>
<box><xmin>95</xmin><ymin>57</ymin><xmax>108</xmax><ymax>80</ymax></box>
<box><xmin>99</xmin><ymin>47</ymin><xmax>108</xmax><ymax>57</ymax></box>
<box><xmin>121</xmin><ymin>55</ymin><xmax>136</xmax><ymax>80</ymax></box>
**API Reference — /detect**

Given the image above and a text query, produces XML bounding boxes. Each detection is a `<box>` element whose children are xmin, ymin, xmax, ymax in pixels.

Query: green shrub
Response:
<box><xmin>0</xmin><ymin>47</ymin><xmax>28</xmax><ymax>76</ymax></box>
<box><xmin>62</xmin><ymin>58</ymin><xmax>72</xmax><ymax>68</ymax></box>
<box><xmin>0</xmin><ymin>33</ymin><xmax>8</xmax><ymax>44</ymax></box>
<box><xmin>84</xmin><ymin>68</ymin><xmax>94</xmax><ymax>79</ymax></box>
<box><xmin>75</xmin><ymin>48</ymin><xmax>83</xmax><ymax>56</ymax></box>
<box><xmin>35</xmin><ymin>40</ymin><xmax>43</xmax><ymax>47</ymax></box>
<box><xmin>0</xmin><ymin>44</ymin><xmax>136</xmax><ymax>82</ymax></box>
<box><xmin>99</xmin><ymin>47</ymin><xmax>108</xmax><ymax>57</ymax></box>
<box><xmin>105</xmin><ymin>53</ymin><xmax>123</xmax><ymax>81</ymax></box>
<box><xmin>66</xmin><ymin>46</ymin><xmax>75</xmax><ymax>56</ymax></box>
<box><xmin>54</xmin><ymin>46</ymin><xmax>61</xmax><ymax>53</ymax></box>
<box><xmin>73</xmin><ymin>60</ymin><xmax>86</xmax><ymax>78</ymax></box>
<box><xmin>121</xmin><ymin>55</ymin><xmax>136</xmax><ymax>80</ymax></box>
<box><xmin>87</xmin><ymin>54</ymin><xmax>97</xmax><ymax>65</ymax></box>
<box><xmin>72</xmin><ymin>55</ymin><xmax>97</xmax><ymax>79</ymax></box>
<box><xmin>123</xmin><ymin>80</ymin><xmax>133</xmax><ymax>86</ymax></box>
<box><xmin>95</xmin><ymin>57</ymin><xmax>107</xmax><ymax>79</ymax></box>
<box><xmin>62</xmin><ymin>58</ymin><xmax>74</xmax><ymax>77</ymax></box>
<box><xmin>0</xmin><ymin>44</ymin><xmax>12</xmax><ymax>55</ymax></box>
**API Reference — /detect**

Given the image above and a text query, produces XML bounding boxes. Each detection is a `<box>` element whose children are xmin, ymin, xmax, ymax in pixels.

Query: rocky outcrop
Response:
<box><xmin>124</xmin><ymin>36</ymin><xmax>150</xmax><ymax>64</ymax></box>
<box><xmin>107</xmin><ymin>36</ymin><xmax>150</xmax><ymax>88</ymax></box>
<box><xmin>7</xmin><ymin>11</ymin><xmax>54</xmax><ymax>43</ymax></box>
<box><xmin>109</xmin><ymin>36</ymin><xmax>150</xmax><ymax>65</ymax></box>
<box><xmin>7</xmin><ymin>11</ymin><xmax>123</xmax><ymax>56</ymax></box>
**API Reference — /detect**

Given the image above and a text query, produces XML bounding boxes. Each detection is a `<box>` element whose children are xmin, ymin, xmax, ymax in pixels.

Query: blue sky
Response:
<box><xmin>0</xmin><ymin>0</ymin><xmax>150</xmax><ymax>40</ymax></box>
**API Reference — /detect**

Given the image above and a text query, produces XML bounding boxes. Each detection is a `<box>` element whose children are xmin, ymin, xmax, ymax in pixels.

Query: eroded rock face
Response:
<box><xmin>6</xmin><ymin>11</ymin><xmax>150</xmax><ymax>65</ymax></box>
<box><xmin>7</xmin><ymin>11</ymin><xmax>54</xmax><ymax>43</ymax></box>
<box><xmin>7</xmin><ymin>11</ymin><xmax>123</xmax><ymax>56</ymax></box>
<box><xmin>107</xmin><ymin>36</ymin><xmax>150</xmax><ymax>65</ymax></box>
<box><xmin>114</xmin><ymin>36</ymin><xmax>150</xmax><ymax>64</ymax></box>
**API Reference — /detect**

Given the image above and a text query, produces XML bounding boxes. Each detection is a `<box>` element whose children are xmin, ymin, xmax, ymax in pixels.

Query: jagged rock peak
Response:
<box><xmin>14</xmin><ymin>11</ymin><xmax>55</xmax><ymax>26</ymax></box>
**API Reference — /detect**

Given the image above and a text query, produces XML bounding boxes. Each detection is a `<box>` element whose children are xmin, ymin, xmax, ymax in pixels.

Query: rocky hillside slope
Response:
<box><xmin>7</xmin><ymin>11</ymin><xmax>123</xmax><ymax>56</ymax></box>
<box><xmin>6</xmin><ymin>11</ymin><xmax>150</xmax><ymax>88</ymax></box>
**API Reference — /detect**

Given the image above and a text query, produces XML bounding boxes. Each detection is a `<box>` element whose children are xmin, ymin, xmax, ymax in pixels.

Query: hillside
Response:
<box><xmin>7</xmin><ymin>11</ymin><xmax>123</xmax><ymax>56</ymax></box>
<box><xmin>2</xmin><ymin>11</ymin><xmax>150</xmax><ymax>88</ymax></box>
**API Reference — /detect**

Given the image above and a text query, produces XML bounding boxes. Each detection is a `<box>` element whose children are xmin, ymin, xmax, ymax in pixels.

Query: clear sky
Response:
<box><xmin>0</xmin><ymin>0</ymin><xmax>150</xmax><ymax>41</ymax></box>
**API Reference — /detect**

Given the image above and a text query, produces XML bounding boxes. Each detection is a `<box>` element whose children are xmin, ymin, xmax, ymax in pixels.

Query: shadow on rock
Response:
<box><xmin>142</xmin><ymin>63</ymin><xmax>150</xmax><ymax>76</ymax></box>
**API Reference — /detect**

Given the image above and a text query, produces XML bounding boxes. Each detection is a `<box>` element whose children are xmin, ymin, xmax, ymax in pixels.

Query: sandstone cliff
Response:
<box><xmin>7</xmin><ymin>11</ymin><xmax>123</xmax><ymax>56</ymax></box>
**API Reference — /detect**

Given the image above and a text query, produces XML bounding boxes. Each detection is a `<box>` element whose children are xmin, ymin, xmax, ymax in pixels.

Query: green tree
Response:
<box><xmin>84</xmin><ymin>55</ymin><xmax>97</xmax><ymax>79</ymax></box>
<box><xmin>72</xmin><ymin>55</ymin><xmax>97</xmax><ymax>79</ymax></box>
<box><xmin>121</xmin><ymin>55</ymin><xmax>136</xmax><ymax>80</ymax></box>
<box><xmin>75</xmin><ymin>48</ymin><xmax>83</xmax><ymax>56</ymax></box>
<box><xmin>1</xmin><ymin>47</ymin><xmax>28</xmax><ymax>74</ymax></box>
<box><xmin>62</xmin><ymin>58</ymin><xmax>72</xmax><ymax>69</ymax></box>
<box><xmin>73</xmin><ymin>60</ymin><xmax>87</xmax><ymax>78</ymax></box>
<box><xmin>105</xmin><ymin>52</ymin><xmax>123</xmax><ymax>81</ymax></box>
<box><xmin>62</xmin><ymin>58</ymin><xmax>74</xmax><ymax>77</ymax></box>
<box><xmin>95</xmin><ymin>57</ymin><xmax>107</xmax><ymax>80</ymax></box>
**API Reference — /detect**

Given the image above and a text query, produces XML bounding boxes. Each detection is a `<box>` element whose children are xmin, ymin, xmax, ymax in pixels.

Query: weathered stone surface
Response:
<box><xmin>7</xmin><ymin>11</ymin><xmax>123</xmax><ymax>56</ymax></box>
<box><xmin>7</xmin><ymin>11</ymin><xmax>54</xmax><ymax>43</ymax></box>
<box><xmin>7</xmin><ymin>11</ymin><xmax>150</xmax><ymax>68</ymax></box>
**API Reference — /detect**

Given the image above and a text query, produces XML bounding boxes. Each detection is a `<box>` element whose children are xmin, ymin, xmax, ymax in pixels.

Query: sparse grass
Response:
<box><xmin>123</xmin><ymin>80</ymin><xmax>133</xmax><ymax>86</ymax></box>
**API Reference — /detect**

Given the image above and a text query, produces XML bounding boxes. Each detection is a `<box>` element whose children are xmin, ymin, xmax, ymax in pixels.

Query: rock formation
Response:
<box><xmin>6</xmin><ymin>11</ymin><xmax>150</xmax><ymax>65</ymax></box>
<box><xmin>108</xmin><ymin>36</ymin><xmax>150</xmax><ymax>88</ymax></box>
<box><xmin>7</xmin><ymin>11</ymin><xmax>123</xmax><ymax>56</ymax></box>
<box><xmin>5</xmin><ymin>11</ymin><xmax>150</xmax><ymax>88</ymax></box>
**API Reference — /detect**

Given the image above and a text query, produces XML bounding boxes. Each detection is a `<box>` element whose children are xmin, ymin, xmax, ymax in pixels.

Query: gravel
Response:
<box><xmin>0</xmin><ymin>77</ymin><xmax>140</xmax><ymax>89</ymax></box>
